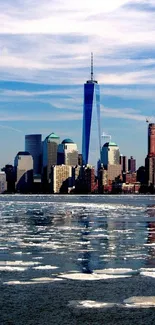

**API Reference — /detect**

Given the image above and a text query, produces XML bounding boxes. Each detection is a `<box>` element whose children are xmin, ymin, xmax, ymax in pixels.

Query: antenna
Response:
<box><xmin>91</xmin><ymin>52</ymin><xmax>93</xmax><ymax>81</ymax></box>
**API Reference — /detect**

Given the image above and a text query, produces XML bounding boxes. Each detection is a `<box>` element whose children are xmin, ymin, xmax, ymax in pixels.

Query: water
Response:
<box><xmin>1</xmin><ymin>194</ymin><xmax>155</xmax><ymax>324</ymax></box>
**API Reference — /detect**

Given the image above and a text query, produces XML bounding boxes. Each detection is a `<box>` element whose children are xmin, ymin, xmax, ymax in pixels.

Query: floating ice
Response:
<box><xmin>124</xmin><ymin>296</ymin><xmax>155</xmax><ymax>308</ymax></box>
<box><xmin>33</xmin><ymin>265</ymin><xmax>58</xmax><ymax>270</ymax></box>
<box><xmin>58</xmin><ymin>272</ymin><xmax>131</xmax><ymax>281</ymax></box>
<box><xmin>68</xmin><ymin>300</ymin><xmax>116</xmax><ymax>309</ymax></box>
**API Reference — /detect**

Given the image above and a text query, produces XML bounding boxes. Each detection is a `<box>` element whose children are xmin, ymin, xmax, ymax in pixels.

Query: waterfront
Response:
<box><xmin>1</xmin><ymin>194</ymin><xmax>155</xmax><ymax>324</ymax></box>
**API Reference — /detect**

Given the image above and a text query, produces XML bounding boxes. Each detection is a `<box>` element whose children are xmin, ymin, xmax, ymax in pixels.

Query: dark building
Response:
<box><xmin>25</xmin><ymin>134</ymin><xmax>42</xmax><ymax>175</ymax></box>
<box><xmin>137</xmin><ymin>166</ymin><xmax>146</xmax><ymax>184</ymax></box>
<box><xmin>128</xmin><ymin>156</ymin><xmax>136</xmax><ymax>173</ymax></box>
<box><xmin>78</xmin><ymin>154</ymin><xmax>83</xmax><ymax>166</ymax></box>
<box><xmin>120</xmin><ymin>155</ymin><xmax>128</xmax><ymax>173</ymax></box>
<box><xmin>2</xmin><ymin>164</ymin><xmax>15</xmax><ymax>192</ymax></box>
<box><xmin>145</xmin><ymin>123</ymin><xmax>155</xmax><ymax>188</ymax></box>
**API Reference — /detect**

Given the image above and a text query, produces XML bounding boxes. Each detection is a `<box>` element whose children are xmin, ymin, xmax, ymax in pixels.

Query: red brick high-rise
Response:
<box><xmin>148</xmin><ymin>123</ymin><xmax>155</xmax><ymax>157</ymax></box>
<box><xmin>146</xmin><ymin>123</ymin><xmax>155</xmax><ymax>187</ymax></box>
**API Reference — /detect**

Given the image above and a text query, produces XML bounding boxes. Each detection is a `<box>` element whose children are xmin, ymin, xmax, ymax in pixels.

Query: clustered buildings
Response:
<box><xmin>0</xmin><ymin>55</ymin><xmax>154</xmax><ymax>194</ymax></box>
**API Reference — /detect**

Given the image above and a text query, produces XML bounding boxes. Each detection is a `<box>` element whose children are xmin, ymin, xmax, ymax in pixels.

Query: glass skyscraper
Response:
<box><xmin>82</xmin><ymin>54</ymin><xmax>101</xmax><ymax>166</ymax></box>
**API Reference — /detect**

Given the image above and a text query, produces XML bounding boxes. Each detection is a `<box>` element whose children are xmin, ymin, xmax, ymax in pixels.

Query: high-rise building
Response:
<box><xmin>101</xmin><ymin>142</ymin><xmax>120</xmax><ymax>167</ymax></box>
<box><xmin>14</xmin><ymin>151</ymin><xmax>33</xmax><ymax>192</ymax></box>
<box><xmin>51</xmin><ymin>165</ymin><xmax>72</xmax><ymax>193</ymax></box>
<box><xmin>82</xmin><ymin>53</ymin><xmax>101</xmax><ymax>165</ymax></box>
<box><xmin>57</xmin><ymin>139</ymin><xmax>78</xmax><ymax>166</ymax></box>
<box><xmin>120</xmin><ymin>155</ymin><xmax>128</xmax><ymax>173</ymax></box>
<box><xmin>145</xmin><ymin>123</ymin><xmax>155</xmax><ymax>187</ymax></box>
<box><xmin>25</xmin><ymin>134</ymin><xmax>42</xmax><ymax>175</ymax></box>
<box><xmin>148</xmin><ymin>123</ymin><xmax>155</xmax><ymax>156</ymax></box>
<box><xmin>128</xmin><ymin>156</ymin><xmax>136</xmax><ymax>173</ymax></box>
<box><xmin>42</xmin><ymin>132</ymin><xmax>60</xmax><ymax>185</ymax></box>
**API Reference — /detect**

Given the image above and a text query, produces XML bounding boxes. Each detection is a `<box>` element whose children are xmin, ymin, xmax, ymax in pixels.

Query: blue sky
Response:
<box><xmin>0</xmin><ymin>0</ymin><xmax>155</xmax><ymax>168</ymax></box>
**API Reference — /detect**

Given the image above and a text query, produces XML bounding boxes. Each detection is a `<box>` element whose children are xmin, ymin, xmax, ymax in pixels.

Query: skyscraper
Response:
<box><xmin>82</xmin><ymin>53</ymin><xmax>101</xmax><ymax>165</ymax></box>
<box><xmin>145</xmin><ymin>123</ymin><xmax>155</xmax><ymax>187</ymax></box>
<box><xmin>128</xmin><ymin>156</ymin><xmax>136</xmax><ymax>173</ymax></box>
<box><xmin>57</xmin><ymin>138</ymin><xmax>78</xmax><ymax>166</ymax></box>
<box><xmin>42</xmin><ymin>132</ymin><xmax>60</xmax><ymax>185</ymax></box>
<box><xmin>25</xmin><ymin>134</ymin><xmax>42</xmax><ymax>175</ymax></box>
<box><xmin>14</xmin><ymin>151</ymin><xmax>33</xmax><ymax>192</ymax></box>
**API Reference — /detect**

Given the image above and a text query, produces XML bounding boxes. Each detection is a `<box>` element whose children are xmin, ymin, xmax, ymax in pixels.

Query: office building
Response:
<box><xmin>148</xmin><ymin>123</ymin><xmax>155</xmax><ymax>156</ymax></box>
<box><xmin>101</xmin><ymin>142</ymin><xmax>120</xmax><ymax>167</ymax></box>
<box><xmin>128</xmin><ymin>156</ymin><xmax>136</xmax><ymax>173</ymax></box>
<box><xmin>57</xmin><ymin>138</ymin><xmax>78</xmax><ymax>166</ymax></box>
<box><xmin>51</xmin><ymin>165</ymin><xmax>72</xmax><ymax>193</ymax></box>
<box><xmin>2</xmin><ymin>164</ymin><xmax>15</xmax><ymax>192</ymax></box>
<box><xmin>25</xmin><ymin>134</ymin><xmax>42</xmax><ymax>175</ymax></box>
<box><xmin>82</xmin><ymin>53</ymin><xmax>101</xmax><ymax>165</ymax></box>
<box><xmin>120</xmin><ymin>155</ymin><xmax>128</xmax><ymax>173</ymax></box>
<box><xmin>14</xmin><ymin>151</ymin><xmax>33</xmax><ymax>192</ymax></box>
<box><xmin>145</xmin><ymin>123</ymin><xmax>155</xmax><ymax>187</ymax></box>
<box><xmin>0</xmin><ymin>172</ymin><xmax>7</xmax><ymax>193</ymax></box>
<box><xmin>42</xmin><ymin>132</ymin><xmax>60</xmax><ymax>184</ymax></box>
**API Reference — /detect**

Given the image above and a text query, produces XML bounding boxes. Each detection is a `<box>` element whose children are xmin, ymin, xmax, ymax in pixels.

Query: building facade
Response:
<box><xmin>57</xmin><ymin>139</ymin><xmax>78</xmax><ymax>166</ymax></box>
<box><xmin>101</xmin><ymin>142</ymin><xmax>120</xmax><ymax>167</ymax></box>
<box><xmin>14</xmin><ymin>152</ymin><xmax>33</xmax><ymax>192</ymax></box>
<box><xmin>25</xmin><ymin>134</ymin><xmax>42</xmax><ymax>175</ymax></box>
<box><xmin>0</xmin><ymin>172</ymin><xmax>7</xmax><ymax>193</ymax></box>
<box><xmin>42</xmin><ymin>132</ymin><xmax>60</xmax><ymax>185</ymax></box>
<box><xmin>128</xmin><ymin>156</ymin><xmax>136</xmax><ymax>173</ymax></box>
<box><xmin>82</xmin><ymin>53</ymin><xmax>101</xmax><ymax>165</ymax></box>
<box><xmin>120</xmin><ymin>155</ymin><xmax>128</xmax><ymax>173</ymax></box>
<box><xmin>51</xmin><ymin>165</ymin><xmax>72</xmax><ymax>193</ymax></box>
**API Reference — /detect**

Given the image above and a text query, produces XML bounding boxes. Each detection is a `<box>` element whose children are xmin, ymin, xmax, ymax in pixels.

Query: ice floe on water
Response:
<box><xmin>58</xmin><ymin>272</ymin><xmax>131</xmax><ymax>281</ymax></box>
<box><xmin>0</xmin><ymin>260</ymin><xmax>40</xmax><ymax>266</ymax></box>
<box><xmin>0</xmin><ymin>266</ymin><xmax>28</xmax><ymax>272</ymax></box>
<box><xmin>124</xmin><ymin>296</ymin><xmax>155</xmax><ymax>308</ymax></box>
<box><xmin>93</xmin><ymin>268</ymin><xmax>138</xmax><ymax>276</ymax></box>
<box><xmin>3</xmin><ymin>277</ymin><xmax>63</xmax><ymax>285</ymax></box>
<box><xmin>68</xmin><ymin>300</ymin><xmax>116</xmax><ymax>309</ymax></box>
<box><xmin>33</xmin><ymin>265</ymin><xmax>58</xmax><ymax>270</ymax></box>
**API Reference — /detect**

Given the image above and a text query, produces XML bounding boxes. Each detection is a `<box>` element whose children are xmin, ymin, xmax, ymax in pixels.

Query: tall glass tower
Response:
<box><xmin>82</xmin><ymin>53</ymin><xmax>101</xmax><ymax>166</ymax></box>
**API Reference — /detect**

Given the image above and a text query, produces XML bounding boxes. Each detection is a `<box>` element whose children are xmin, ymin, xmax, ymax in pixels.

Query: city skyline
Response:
<box><xmin>0</xmin><ymin>0</ymin><xmax>155</xmax><ymax>168</ymax></box>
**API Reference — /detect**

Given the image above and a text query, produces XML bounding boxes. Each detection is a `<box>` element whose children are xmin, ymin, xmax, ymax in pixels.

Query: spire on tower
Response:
<box><xmin>91</xmin><ymin>52</ymin><xmax>93</xmax><ymax>81</ymax></box>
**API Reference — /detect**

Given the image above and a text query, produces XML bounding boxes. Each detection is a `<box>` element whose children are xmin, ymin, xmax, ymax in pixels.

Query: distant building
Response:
<box><xmin>57</xmin><ymin>138</ymin><xmax>78</xmax><ymax>166</ymax></box>
<box><xmin>74</xmin><ymin>165</ymin><xmax>97</xmax><ymax>193</ymax></box>
<box><xmin>107</xmin><ymin>164</ymin><xmax>122</xmax><ymax>182</ymax></box>
<box><xmin>137</xmin><ymin>166</ymin><xmax>146</xmax><ymax>184</ymax></box>
<box><xmin>123</xmin><ymin>172</ymin><xmax>137</xmax><ymax>184</ymax></box>
<box><xmin>145</xmin><ymin>123</ymin><xmax>155</xmax><ymax>188</ymax></box>
<box><xmin>14</xmin><ymin>151</ymin><xmax>33</xmax><ymax>192</ymax></box>
<box><xmin>98</xmin><ymin>165</ymin><xmax>108</xmax><ymax>193</ymax></box>
<box><xmin>120</xmin><ymin>155</ymin><xmax>128</xmax><ymax>173</ymax></box>
<box><xmin>42</xmin><ymin>132</ymin><xmax>60</xmax><ymax>187</ymax></box>
<box><xmin>128</xmin><ymin>156</ymin><xmax>136</xmax><ymax>173</ymax></box>
<box><xmin>2</xmin><ymin>164</ymin><xmax>15</xmax><ymax>192</ymax></box>
<box><xmin>148</xmin><ymin>123</ymin><xmax>155</xmax><ymax>157</ymax></box>
<box><xmin>0</xmin><ymin>172</ymin><xmax>7</xmax><ymax>193</ymax></box>
<box><xmin>51</xmin><ymin>165</ymin><xmax>72</xmax><ymax>193</ymax></box>
<box><xmin>25</xmin><ymin>134</ymin><xmax>42</xmax><ymax>175</ymax></box>
<box><xmin>82</xmin><ymin>53</ymin><xmax>101</xmax><ymax>165</ymax></box>
<box><xmin>78</xmin><ymin>154</ymin><xmax>83</xmax><ymax>166</ymax></box>
<box><xmin>101</xmin><ymin>142</ymin><xmax>120</xmax><ymax>167</ymax></box>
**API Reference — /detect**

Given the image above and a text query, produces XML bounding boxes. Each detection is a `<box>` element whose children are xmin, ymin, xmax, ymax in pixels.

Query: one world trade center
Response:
<box><xmin>82</xmin><ymin>53</ymin><xmax>101</xmax><ymax>165</ymax></box>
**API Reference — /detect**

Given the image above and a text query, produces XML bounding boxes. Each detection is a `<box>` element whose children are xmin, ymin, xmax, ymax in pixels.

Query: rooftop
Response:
<box><xmin>46</xmin><ymin>132</ymin><xmax>59</xmax><ymax>139</ymax></box>
<box><xmin>62</xmin><ymin>138</ymin><xmax>74</xmax><ymax>144</ymax></box>
<box><xmin>103</xmin><ymin>142</ymin><xmax>118</xmax><ymax>147</ymax></box>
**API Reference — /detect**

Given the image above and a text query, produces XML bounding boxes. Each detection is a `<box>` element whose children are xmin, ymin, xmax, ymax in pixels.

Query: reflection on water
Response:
<box><xmin>1</xmin><ymin>195</ymin><xmax>155</xmax><ymax>325</ymax></box>
<box><xmin>0</xmin><ymin>195</ymin><xmax>155</xmax><ymax>279</ymax></box>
